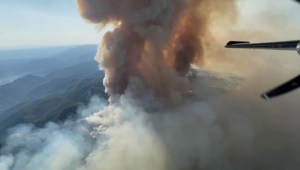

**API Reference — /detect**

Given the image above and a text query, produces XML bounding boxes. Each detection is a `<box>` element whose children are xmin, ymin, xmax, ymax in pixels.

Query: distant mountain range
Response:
<box><xmin>0</xmin><ymin>45</ymin><xmax>108</xmax><ymax>138</ymax></box>
<box><xmin>0</xmin><ymin>45</ymin><xmax>98</xmax><ymax>81</ymax></box>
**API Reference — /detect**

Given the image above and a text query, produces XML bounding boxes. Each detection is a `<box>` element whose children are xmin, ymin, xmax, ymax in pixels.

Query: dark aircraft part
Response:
<box><xmin>261</xmin><ymin>75</ymin><xmax>300</xmax><ymax>100</ymax></box>
<box><xmin>297</xmin><ymin>42</ymin><xmax>300</xmax><ymax>54</ymax></box>
<box><xmin>225</xmin><ymin>40</ymin><xmax>300</xmax><ymax>55</ymax></box>
<box><xmin>225</xmin><ymin>0</ymin><xmax>300</xmax><ymax>99</ymax></box>
<box><xmin>225</xmin><ymin>40</ymin><xmax>300</xmax><ymax>99</ymax></box>
<box><xmin>226</xmin><ymin>41</ymin><xmax>250</xmax><ymax>46</ymax></box>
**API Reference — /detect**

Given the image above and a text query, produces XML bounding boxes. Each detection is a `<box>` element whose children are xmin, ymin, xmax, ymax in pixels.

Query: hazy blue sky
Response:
<box><xmin>0</xmin><ymin>0</ymin><xmax>299</xmax><ymax>49</ymax></box>
<box><xmin>0</xmin><ymin>0</ymin><xmax>99</xmax><ymax>49</ymax></box>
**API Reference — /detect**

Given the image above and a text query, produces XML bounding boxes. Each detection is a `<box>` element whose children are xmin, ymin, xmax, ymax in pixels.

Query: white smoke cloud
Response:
<box><xmin>0</xmin><ymin>72</ymin><xmax>242</xmax><ymax>170</ymax></box>
<box><xmin>1</xmin><ymin>69</ymin><xmax>300</xmax><ymax>170</ymax></box>
<box><xmin>0</xmin><ymin>155</ymin><xmax>13</xmax><ymax>170</ymax></box>
<box><xmin>0</xmin><ymin>122</ymin><xmax>93</xmax><ymax>170</ymax></box>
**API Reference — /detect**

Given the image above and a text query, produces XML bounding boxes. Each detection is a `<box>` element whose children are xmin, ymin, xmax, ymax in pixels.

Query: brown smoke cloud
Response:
<box><xmin>77</xmin><ymin>0</ymin><xmax>237</xmax><ymax>104</ymax></box>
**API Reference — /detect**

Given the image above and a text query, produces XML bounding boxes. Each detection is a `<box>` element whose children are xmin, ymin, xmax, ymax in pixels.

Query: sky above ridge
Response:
<box><xmin>0</xmin><ymin>0</ymin><xmax>299</xmax><ymax>49</ymax></box>
<box><xmin>0</xmin><ymin>0</ymin><xmax>99</xmax><ymax>49</ymax></box>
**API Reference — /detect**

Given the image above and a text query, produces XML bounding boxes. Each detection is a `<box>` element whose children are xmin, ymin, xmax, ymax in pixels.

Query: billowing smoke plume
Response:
<box><xmin>77</xmin><ymin>0</ymin><xmax>237</xmax><ymax>103</ymax></box>
<box><xmin>2</xmin><ymin>0</ymin><xmax>300</xmax><ymax>170</ymax></box>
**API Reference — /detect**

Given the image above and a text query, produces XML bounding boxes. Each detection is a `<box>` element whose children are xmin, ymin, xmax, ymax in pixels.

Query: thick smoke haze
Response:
<box><xmin>1</xmin><ymin>0</ymin><xmax>300</xmax><ymax>170</ymax></box>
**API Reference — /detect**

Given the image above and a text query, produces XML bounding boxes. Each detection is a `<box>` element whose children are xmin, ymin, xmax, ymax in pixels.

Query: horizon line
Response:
<box><xmin>0</xmin><ymin>43</ymin><xmax>98</xmax><ymax>51</ymax></box>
